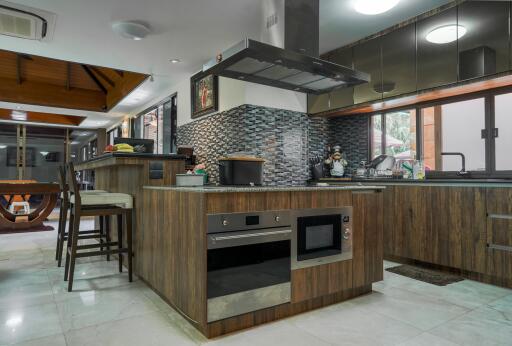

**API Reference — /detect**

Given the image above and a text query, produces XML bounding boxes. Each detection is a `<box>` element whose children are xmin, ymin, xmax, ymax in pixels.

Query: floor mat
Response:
<box><xmin>0</xmin><ymin>224</ymin><xmax>54</xmax><ymax>235</ymax></box>
<box><xmin>386</xmin><ymin>265</ymin><xmax>464</xmax><ymax>286</ymax></box>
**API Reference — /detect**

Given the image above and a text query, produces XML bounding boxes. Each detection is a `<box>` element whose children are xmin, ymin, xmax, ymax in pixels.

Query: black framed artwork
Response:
<box><xmin>190</xmin><ymin>71</ymin><xmax>218</xmax><ymax>119</ymax></box>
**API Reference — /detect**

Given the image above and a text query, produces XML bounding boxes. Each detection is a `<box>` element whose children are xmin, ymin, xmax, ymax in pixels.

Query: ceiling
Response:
<box><xmin>0</xmin><ymin>0</ymin><xmax>452</xmax><ymax>128</ymax></box>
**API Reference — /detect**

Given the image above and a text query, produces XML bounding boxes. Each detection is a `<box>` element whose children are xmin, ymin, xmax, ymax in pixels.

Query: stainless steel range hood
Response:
<box><xmin>202</xmin><ymin>0</ymin><xmax>369</xmax><ymax>94</ymax></box>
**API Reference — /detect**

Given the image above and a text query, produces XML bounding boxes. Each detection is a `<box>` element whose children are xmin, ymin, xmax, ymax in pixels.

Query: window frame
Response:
<box><xmin>368</xmin><ymin>87</ymin><xmax>512</xmax><ymax>179</ymax></box>
<box><xmin>130</xmin><ymin>93</ymin><xmax>177</xmax><ymax>154</ymax></box>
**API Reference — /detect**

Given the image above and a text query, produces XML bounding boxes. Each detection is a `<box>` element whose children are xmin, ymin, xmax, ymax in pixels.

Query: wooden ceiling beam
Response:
<box><xmin>90</xmin><ymin>67</ymin><xmax>115</xmax><ymax>88</ymax></box>
<box><xmin>0</xmin><ymin>77</ymin><xmax>107</xmax><ymax>112</ymax></box>
<box><xmin>66</xmin><ymin>62</ymin><xmax>71</xmax><ymax>90</ymax></box>
<box><xmin>0</xmin><ymin>108</ymin><xmax>86</xmax><ymax>126</ymax></box>
<box><xmin>81</xmin><ymin>64</ymin><xmax>107</xmax><ymax>94</ymax></box>
<box><xmin>105</xmin><ymin>72</ymin><xmax>149</xmax><ymax>111</ymax></box>
<box><xmin>15</xmin><ymin>54</ymin><xmax>22</xmax><ymax>84</ymax></box>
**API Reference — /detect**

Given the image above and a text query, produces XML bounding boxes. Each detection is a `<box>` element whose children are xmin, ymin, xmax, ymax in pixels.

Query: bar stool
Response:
<box><xmin>55</xmin><ymin>165</ymin><xmax>108</xmax><ymax>267</ymax></box>
<box><xmin>64</xmin><ymin>162</ymin><xmax>134</xmax><ymax>292</ymax></box>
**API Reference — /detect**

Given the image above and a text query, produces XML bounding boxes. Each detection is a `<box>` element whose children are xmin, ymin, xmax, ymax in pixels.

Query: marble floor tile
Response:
<box><xmin>487</xmin><ymin>294</ymin><xmax>512</xmax><ymax>320</ymax></box>
<box><xmin>0</xmin><ymin>280</ymin><xmax>54</xmax><ymax>310</ymax></box>
<box><xmin>386</xmin><ymin>275</ymin><xmax>512</xmax><ymax>310</ymax></box>
<box><xmin>10</xmin><ymin>333</ymin><xmax>67</xmax><ymax>346</ymax></box>
<box><xmin>396</xmin><ymin>332</ymin><xmax>460</xmax><ymax>346</ymax></box>
<box><xmin>430</xmin><ymin>305</ymin><xmax>512</xmax><ymax>346</ymax></box>
<box><xmin>351</xmin><ymin>285</ymin><xmax>469</xmax><ymax>331</ymax></box>
<box><xmin>289</xmin><ymin>300</ymin><xmax>422</xmax><ymax>346</ymax></box>
<box><xmin>56</xmin><ymin>283</ymin><xmax>160</xmax><ymax>332</ymax></box>
<box><xmin>64</xmin><ymin>311</ymin><xmax>198</xmax><ymax>346</ymax></box>
<box><xmin>203</xmin><ymin>319</ymin><xmax>334</xmax><ymax>346</ymax></box>
<box><xmin>0</xmin><ymin>303</ymin><xmax>62</xmax><ymax>345</ymax></box>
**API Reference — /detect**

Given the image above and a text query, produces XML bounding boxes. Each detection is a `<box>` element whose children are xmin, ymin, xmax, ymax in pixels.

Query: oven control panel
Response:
<box><xmin>208</xmin><ymin>210</ymin><xmax>291</xmax><ymax>234</ymax></box>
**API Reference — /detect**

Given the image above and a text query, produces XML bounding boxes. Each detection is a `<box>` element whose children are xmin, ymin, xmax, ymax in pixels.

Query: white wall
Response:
<box><xmin>175</xmin><ymin>76</ymin><xmax>307</xmax><ymax>126</ymax></box>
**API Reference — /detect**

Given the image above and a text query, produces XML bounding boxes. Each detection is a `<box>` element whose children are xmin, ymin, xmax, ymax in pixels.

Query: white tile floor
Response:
<box><xmin>0</xmin><ymin>220</ymin><xmax>511</xmax><ymax>345</ymax></box>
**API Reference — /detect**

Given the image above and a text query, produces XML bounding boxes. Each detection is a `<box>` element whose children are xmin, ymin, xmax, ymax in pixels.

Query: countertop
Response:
<box><xmin>323</xmin><ymin>178</ymin><xmax>512</xmax><ymax>188</ymax></box>
<box><xmin>75</xmin><ymin>152</ymin><xmax>186</xmax><ymax>170</ymax></box>
<box><xmin>143</xmin><ymin>184</ymin><xmax>385</xmax><ymax>193</ymax></box>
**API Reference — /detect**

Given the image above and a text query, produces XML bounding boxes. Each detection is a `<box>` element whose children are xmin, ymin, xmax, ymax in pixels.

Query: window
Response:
<box><xmin>370</xmin><ymin>109</ymin><xmax>416</xmax><ymax>161</ymax></box>
<box><xmin>421</xmin><ymin>98</ymin><xmax>486</xmax><ymax>172</ymax></box>
<box><xmin>369</xmin><ymin>91</ymin><xmax>512</xmax><ymax>177</ymax></box>
<box><xmin>132</xmin><ymin>95</ymin><xmax>178</xmax><ymax>154</ymax></box>
<box><xmin>494</xmin><ymin>93</ymin><xmax>512</xmax><ymax>171</ymax></box>
<box><xmin>370</xmin><ymin>114</ymin><xmax>382</xmax><ymax>159</ymax></box>
<box><xmin>385</xmin><ymin>110</ymin><xmax>416</xmax><ymax>160</ymax></box>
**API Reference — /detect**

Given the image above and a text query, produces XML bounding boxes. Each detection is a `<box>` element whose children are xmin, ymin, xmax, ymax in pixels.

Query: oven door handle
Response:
<box><xmin>212</xmin><ymin>229</ymin><xmax>291</xmax><ymax>241</ymax></box>
<box><xmin>208</xmin><ymin>228</ymin><xmax>291</xmax><ymax>249</ymax></box>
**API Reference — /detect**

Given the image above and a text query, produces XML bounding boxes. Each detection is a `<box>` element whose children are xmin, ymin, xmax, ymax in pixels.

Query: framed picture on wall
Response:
<box><xmin>190</xmin><ymin>72</ymin><xmax>218</xmax><ymax>118</ymax></box>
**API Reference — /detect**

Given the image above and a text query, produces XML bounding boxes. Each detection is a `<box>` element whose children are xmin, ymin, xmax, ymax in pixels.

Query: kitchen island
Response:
<box><xmin>75</xmin><ymin>152</ymin><xmax>186</xmax><ymax>273</ymax></box>
<box><xmin>140</xmin><ymin>185</ymin><xmax>384</xmax><ymax>337</ymax></box>
<box><xmin>326</xmin><ymin>180</ymin><xmax>512</xmax><ymax>289</ymax></box>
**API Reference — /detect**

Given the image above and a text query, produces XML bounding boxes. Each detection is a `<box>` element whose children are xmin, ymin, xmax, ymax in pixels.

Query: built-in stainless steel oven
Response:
<box><xmin>291</xmin><ymin>207</ymin><xmax>352</xmax><ymax>270</ymax></box>
<box><xmin>207</xmin><ymin>210</ymin><xmax>291</xmax><ymax>322</ymax></box>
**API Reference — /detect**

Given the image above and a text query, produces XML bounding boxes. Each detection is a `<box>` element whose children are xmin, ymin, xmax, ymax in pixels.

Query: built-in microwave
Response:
<box><xmin>291</xmin><ymin>207</ymin><xmax>353</xmax><ymax>270</ymax></box>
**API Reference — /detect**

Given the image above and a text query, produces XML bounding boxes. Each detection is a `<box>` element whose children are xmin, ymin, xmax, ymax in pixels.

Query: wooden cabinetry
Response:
<box><xmin>486</xmin><ymin>188</ymin><xmax>512</xmax><ymax>286</ymax></box>
<box><xmin>141</xmin><ymin>188</ymin><xmax>384</xmax><ymax>337</ymax></box>
<box><xmin>384</xmin><ymin>184</ymin><xmax>512</xmax><ymax>288</ymax></box>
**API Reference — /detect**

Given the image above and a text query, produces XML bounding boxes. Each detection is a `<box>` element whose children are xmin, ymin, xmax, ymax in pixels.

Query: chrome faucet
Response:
<box><xmin>441</xmin><ymin>152</ymin><xmax>468</xmax><ymax>176</ymax></box>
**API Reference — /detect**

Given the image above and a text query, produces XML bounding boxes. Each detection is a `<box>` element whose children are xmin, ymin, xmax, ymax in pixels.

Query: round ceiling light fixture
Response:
<box><xmin>111</xmin><ymin>21</ymin><xmax>151</xmax><ymax>40</ymax></box>
<box><xmin>426</xmin><ymin>24</ymin><xmax>466</xmax><ymax>44</ymax></box>
<box><xmin>170</xmin><ymin>59</ymin><xmax>181</xmax><ymax>64</ymax></box>
<box><xmin>354</xmin><ymin>0</ymin><xmax>400</xmax><ymax>15</ymax></box>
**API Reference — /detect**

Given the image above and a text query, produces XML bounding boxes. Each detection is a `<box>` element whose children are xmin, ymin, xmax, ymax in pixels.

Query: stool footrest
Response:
<box><xmin>76</xmin><ymin>241</ymin><xmax>118</xmax><ymax>250</ymax></box>
<box><xmin>75</xmin><ymin>248</ymin><xmax>128</xmax><ymax>258</ymax></box>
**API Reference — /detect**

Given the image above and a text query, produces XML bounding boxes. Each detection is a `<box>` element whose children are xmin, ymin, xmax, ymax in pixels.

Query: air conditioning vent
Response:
<box><xmin>0</xmin><ymin>1</ymin><xmax>56</xmax><ymax>41</ymax></box>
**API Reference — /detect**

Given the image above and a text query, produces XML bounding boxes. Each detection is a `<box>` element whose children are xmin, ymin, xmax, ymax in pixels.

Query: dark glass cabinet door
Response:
<box><xmin>458</xmin><ymin>1</ymin><xmax>510</xmax><ymax>81</ymax></box>
<box><xmin>330</xmin><ymin>47</ymin><xmax>354</xmax><ymax>109</ymax></box>
<box><xmin>417</xmin><ymin>7</ymin><xmax>458</xmax><ymax>90</ymax></box>
<box><xmin>353</xmin><ymin>37</ymin><xmax>382</xmax><ymax>104</ymax></box>
<box><xmin>382</xmin><ymin>24</ymin><xmax>416</xmax><ymax>98</ymax></box>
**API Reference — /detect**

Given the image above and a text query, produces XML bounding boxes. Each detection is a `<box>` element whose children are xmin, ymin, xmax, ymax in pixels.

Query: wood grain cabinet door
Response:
<box><xmin>352</xmin><ymin>191</ymin><xmax>384</xmax><ymax>287</ymax></box>
<box><xmin>486</xmin><ymin>188</ymin><xmax>512</xmax><ymax>283</ymax></box>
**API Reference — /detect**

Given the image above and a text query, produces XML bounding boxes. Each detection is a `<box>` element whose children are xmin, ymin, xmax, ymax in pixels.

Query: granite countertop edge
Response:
<box><xmin>143</xmin><ymin>185</ymin><xmax>386</xmax><ymax>193</ymax></box>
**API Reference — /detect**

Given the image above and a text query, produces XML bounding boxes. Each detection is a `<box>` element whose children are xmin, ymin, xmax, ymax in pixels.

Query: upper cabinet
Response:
<box><xmin>458</xmin><ymin>1</ymin><xmax>510</xmax><ymax>81</ymax></box>
<box><xmin>353</xmin><ymin>38</ymin><xmax>382</xmax><ymax>104</ymax></box>
<box><xmin>329</xmin><ymin>47</ymin><xmax>355</xmax><ymax>109</ymax></box>
<box><xmin>308</xmin><ymin>1</ymin><xmax>512</xmax><ymax>115</ymax></box>
<box><xmin>417</xmin><ymin>7</ymin><xmax>458</xmax><ymax>90</ymax></box>
<box><xmin>382</xmin><ymin>24</ymin><xmax>416</xmax><ymax>98</ymax></box>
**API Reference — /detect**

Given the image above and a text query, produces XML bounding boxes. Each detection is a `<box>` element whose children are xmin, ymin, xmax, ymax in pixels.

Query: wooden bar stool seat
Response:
<box><xmin>63</xmin><ymin>163</ymin><xmax>134</xmax><ymax>292</ymax></box>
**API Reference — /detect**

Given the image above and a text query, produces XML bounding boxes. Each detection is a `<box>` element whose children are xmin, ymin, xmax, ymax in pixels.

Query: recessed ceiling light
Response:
<box><xmin>170</xmin><ymin>59</ymin><xmax>181</xmax><ymax>64</ymax></box>
<box><xmin>426</xmin><ymin>24</ymin><xmax>466</xmax><ymax>44</ymax></box>
<box><xmin>111</xmin><ymin>21</ymin><xmax>151</xmax><ymax>40</ymax></box>
<box><xmin>354</xmin><ymin>0</ymin><xmax>400</xmax><ymax>15</ymax></box>
<box><xmin>11</xmin><ymin>110</ymin><xmax>27</xmax><ymax>121</ymax></box>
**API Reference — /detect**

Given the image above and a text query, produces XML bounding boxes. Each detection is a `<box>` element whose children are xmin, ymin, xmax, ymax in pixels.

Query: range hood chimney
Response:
<box><xmin>202</xmin><ymin>0</ymin><xmax>369</xmax><ymax>94</ymax></box>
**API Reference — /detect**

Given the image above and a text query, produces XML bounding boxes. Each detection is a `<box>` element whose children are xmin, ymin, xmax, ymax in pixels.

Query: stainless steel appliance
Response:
<box><xmin>291</xmin><ymin>207</ymin><xmax>352</xmax><ymax>270</ymax></box>
<box><xmin>201</xmin><ymin>0</ymin><xmax>369</xmax><ymax>94</ymax></box>
<box><xmin>207</xmin><ymin>210</ymin><xmax>291</xmax><ymax>322</ymax></box>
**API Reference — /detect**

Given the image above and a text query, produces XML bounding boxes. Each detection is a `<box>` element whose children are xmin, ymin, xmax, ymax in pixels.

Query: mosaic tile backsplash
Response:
<box><xmin>177</xmin><ymin>105</ymin><xmax>369</xmax><ymax>185</ymax></box>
